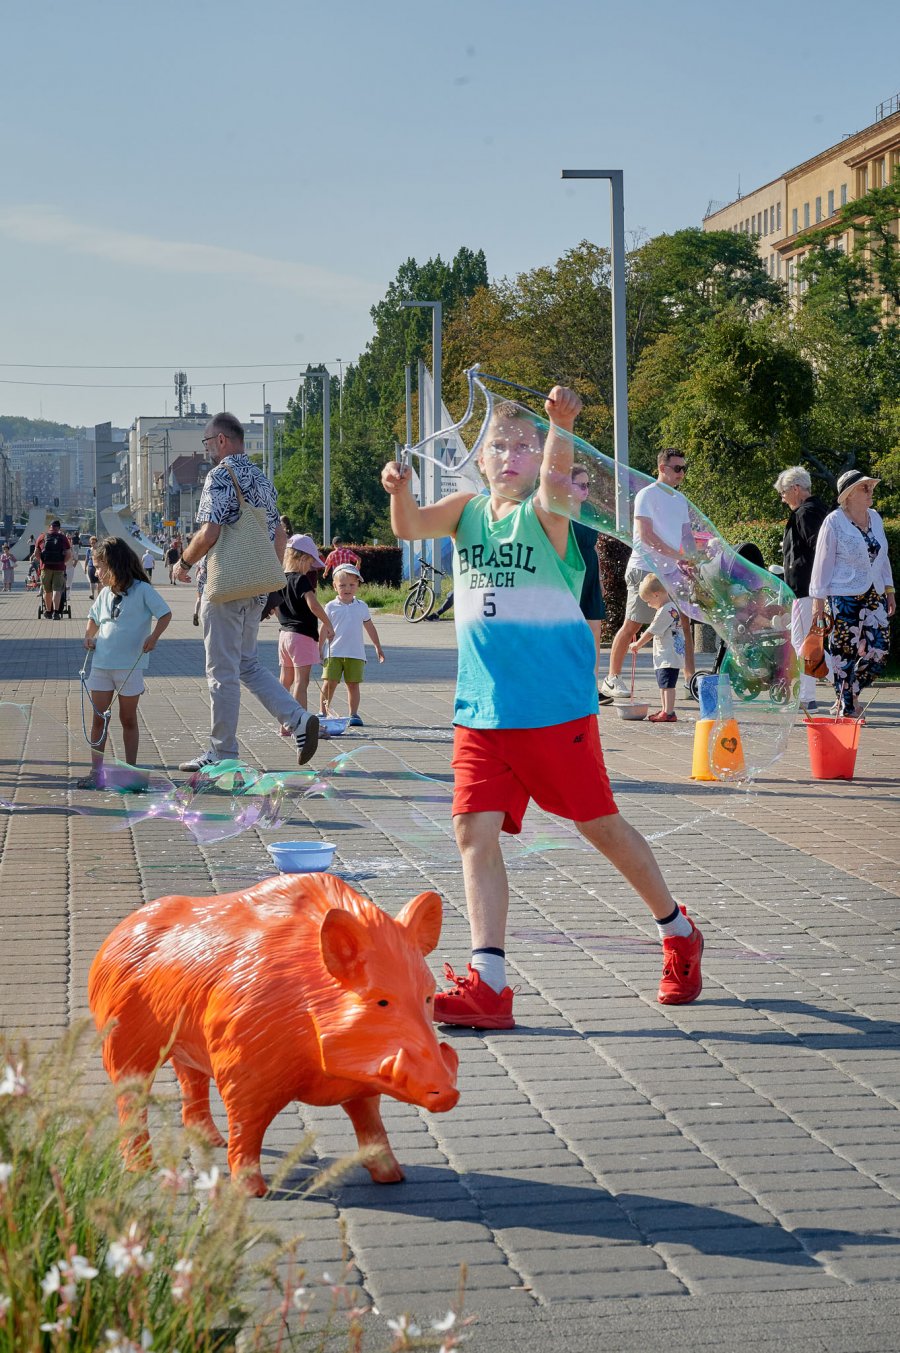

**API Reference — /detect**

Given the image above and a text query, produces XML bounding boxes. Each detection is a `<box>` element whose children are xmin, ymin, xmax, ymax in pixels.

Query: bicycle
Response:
<box><xmin>403</xmin><ymin>560</ymin><xmax>447</xmax><ymax>622</ymax></box>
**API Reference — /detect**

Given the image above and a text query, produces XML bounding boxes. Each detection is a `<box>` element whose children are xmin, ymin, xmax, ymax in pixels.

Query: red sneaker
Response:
<box><xmin>658</xmin><ymin>909</ymin><xmax>704</xmax><ymax>1004</ymax></box>
<box><xmin>648</xmin><ymin>711</ymin><xmax>677</xmax><ymax>723</ymax></box>
<box><xmin>433</xmin><ymin>964</ymin><xmax>515</xmax><ymax>1030</ymax></box>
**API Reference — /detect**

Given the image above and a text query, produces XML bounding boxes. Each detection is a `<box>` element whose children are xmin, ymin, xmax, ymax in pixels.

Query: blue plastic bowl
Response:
<box><xmin>267</xmin><ymin>840</ymin><xmax>336</xmax><ymax>873</ymax></box>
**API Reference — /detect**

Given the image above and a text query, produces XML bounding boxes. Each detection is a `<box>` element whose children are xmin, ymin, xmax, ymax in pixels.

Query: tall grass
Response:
<box><xmin>0</xmin><ymin>1031</ymin><xmax>470</xmax><ymax>1352</ymax></box>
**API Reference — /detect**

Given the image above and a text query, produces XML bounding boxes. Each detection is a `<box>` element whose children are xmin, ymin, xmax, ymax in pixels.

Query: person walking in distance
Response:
<box><xmin>775</xmin><ymin>467</ymin><xmax>829</xmax><ymax>713</ymax></box>
<box><xmin>165</xmin><ymin>538</ymin><xmax>181</xmax><ymax>585</ymax></box>
<box><xmin>173</xmin><ymin>412</ymin><xmax>320</xmax><ymax>771</ymax></box>
<box><xmin>34</xmin><ymin>519</ymin><xmax>72</xmax><ymax>619</ymax></box>
<box><xmin>600</xmin><ymin>450</ymin><xmax>696</xmax><ymax>703</ymax></box>
<box><xmin>322</xmin><ymin>535</ymin><xmax>361</xmax><ymax>579</ymax></box>
<box><xmin>1</xmin><ymin>545</ymin><xmax>15</xmax><ymax>592</ymax></box>
<box><xmin>382</xmin><ymin>391</ymin><xmax>703</xmax><ymax>1030</ymax></box>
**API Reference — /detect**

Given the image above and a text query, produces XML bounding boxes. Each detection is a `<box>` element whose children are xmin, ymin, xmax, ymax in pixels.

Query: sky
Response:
<box><xmin>2</xmin><ymin>0</ymin><xmax>898</xmax><ymax>430</ymax></box>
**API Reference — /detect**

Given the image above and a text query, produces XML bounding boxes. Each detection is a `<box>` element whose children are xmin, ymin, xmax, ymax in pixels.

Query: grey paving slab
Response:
<box><xmin>1</xmin><ymin>577</ymin><xmax>899</xmax><ymax>1351</ymax></box>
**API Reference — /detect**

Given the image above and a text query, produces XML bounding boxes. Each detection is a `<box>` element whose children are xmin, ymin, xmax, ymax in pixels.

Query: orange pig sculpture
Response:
<box><xmin>88</xmin><ymin>872</ymin><xmax>460</xmax><ymax>1195</ymax></box>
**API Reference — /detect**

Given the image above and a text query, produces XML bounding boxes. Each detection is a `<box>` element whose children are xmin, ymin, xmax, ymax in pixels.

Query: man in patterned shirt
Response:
<box><xmin>322</xmin><ymin>536</ymin><xmax>361</xmax><ymax>578</ymax></box>
<box><xmin>174</xmin><ymin>412</ymin><xmax>319</xmax><ymax>771</ymax></box>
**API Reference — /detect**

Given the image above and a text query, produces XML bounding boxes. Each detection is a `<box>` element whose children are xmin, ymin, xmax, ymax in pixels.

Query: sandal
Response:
<box><xmin>75</xmin><ymin>772</ymin><xmax>102</xmax><ymax>790</ymax></box>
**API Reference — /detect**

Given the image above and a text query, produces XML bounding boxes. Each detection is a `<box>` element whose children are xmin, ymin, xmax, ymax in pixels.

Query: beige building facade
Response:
<box><xmin>703</xmin><ymin>100</ymin><xmax>900</xmax><ymax>297</ymax></box>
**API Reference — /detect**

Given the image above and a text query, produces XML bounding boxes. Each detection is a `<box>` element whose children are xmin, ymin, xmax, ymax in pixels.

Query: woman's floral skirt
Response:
<box><xmin>825</xmin><ymin>586</ymin><xmax>889</xmax><ymax>713</ymax></box>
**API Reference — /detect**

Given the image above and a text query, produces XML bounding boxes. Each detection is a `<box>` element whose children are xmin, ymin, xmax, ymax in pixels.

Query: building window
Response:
<box><xmin>840</xmin><ymin>183</ymin><xmax>848</xmax><ymax>205</ymax></box>
<box><xmin>858</xmin><ymin>166</ymin><xmax>868</xmax><ymax>194</ymax></box>
<box><xmin>803</xmin><ymin>203</ymin><xmax>810</xmax><ymax>228</ymax></box>
<box><xmin>792</xmin><ymin>207</ymin><xmax>798</xmax><ymax>234</ymax></box>
<box><xmin>777</xmin><ymin>202</ymin><xmax>782</xmax><ymax>230</ymax></box>
<box><xmin>815</xmin><ymin>196</ymin><xmax>822</xmax><ymax>223</ymax></box>
<box><xmin>776</xmin><ymin>254</ymin><xmax>782</xmax><ymax>278</ymax></box>
<box><xmin>827</xmin><ymin>189</ymin><xmax>835</xmax><ymax>216</ymax></box>
<box><xmin>764</xmin><ymin>207</ymin><xmax>769</xmax><ymax>234</ymax></box>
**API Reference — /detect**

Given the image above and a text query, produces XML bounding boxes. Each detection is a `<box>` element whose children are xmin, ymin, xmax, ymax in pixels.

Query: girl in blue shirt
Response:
<box><xmin>78</xmin><ymin>537</ymin><xmax>171</xmax><ymax>789</ymax></box>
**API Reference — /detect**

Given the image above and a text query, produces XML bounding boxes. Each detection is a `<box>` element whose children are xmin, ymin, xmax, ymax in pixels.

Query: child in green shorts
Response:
<box><xmin>320</xmin><ymin>565</ymin><xmax>385</xmax><ymax>725</ymax></box>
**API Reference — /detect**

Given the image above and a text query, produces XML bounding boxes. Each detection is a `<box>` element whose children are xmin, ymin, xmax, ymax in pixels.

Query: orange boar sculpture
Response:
<box><xmin>88</xmin><ymin>872</ymin><xmax>459</xmax><ymax>1196</ymax></box>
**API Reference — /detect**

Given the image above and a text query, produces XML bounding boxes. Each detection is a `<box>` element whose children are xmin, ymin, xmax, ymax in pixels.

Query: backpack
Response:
<box><xmin>41</xmin><ymin>532</ymin><xmax>67</xmax><ymax>567</ymax></box>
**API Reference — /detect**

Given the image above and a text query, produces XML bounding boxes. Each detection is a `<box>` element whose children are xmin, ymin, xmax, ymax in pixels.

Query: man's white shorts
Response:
<box><xmin>87</xmin><ymin>666</ymin><xmax>145</xmax><ymax>697</ymax></box>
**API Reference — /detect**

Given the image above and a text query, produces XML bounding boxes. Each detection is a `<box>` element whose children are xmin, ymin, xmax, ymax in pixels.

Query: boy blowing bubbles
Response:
<box><xmin>382</xmin><ymin>386</ymin><xmax>704</xmax><ymax>1029</ymax></box>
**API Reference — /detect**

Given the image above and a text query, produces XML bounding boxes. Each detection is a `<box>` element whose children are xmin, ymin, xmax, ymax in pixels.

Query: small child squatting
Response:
<box><xmin>382</xmin><ymin>387</ymin><xmax>703</xmax><ymax>1029</ymax></box>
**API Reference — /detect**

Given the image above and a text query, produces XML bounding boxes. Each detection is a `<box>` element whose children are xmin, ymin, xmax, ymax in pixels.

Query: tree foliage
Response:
<box><xmin>274</xmin><ymin>200</ymin><xmax>899</xmax><ymax>541</ymax></box>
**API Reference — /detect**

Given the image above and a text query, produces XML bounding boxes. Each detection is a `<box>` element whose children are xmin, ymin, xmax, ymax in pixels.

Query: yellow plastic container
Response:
<box><xmin>691</xmin><ymin>719</ymin><xmax>717</xmax><ymax>781</ymax></box>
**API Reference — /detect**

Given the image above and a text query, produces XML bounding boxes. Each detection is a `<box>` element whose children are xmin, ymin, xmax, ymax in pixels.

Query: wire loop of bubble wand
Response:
<box><xmin>79</xmin><ymin>648</ymin><xmax>146</xmax><ymax>749</ymax></box>
<box><xmin>398</xmin><ymin>364</ymin><xmax>490</xmax><ymax>471</ymax></box>
<box><xmin>397</xmin><ymin>365</ymin><xmax>563</xmax><ymax>475</ymax></box>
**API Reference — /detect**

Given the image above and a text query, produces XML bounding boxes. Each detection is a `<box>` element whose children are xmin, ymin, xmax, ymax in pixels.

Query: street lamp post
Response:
<box><xmin>400</xmin><ymin>299</ymin><xmax>443</xmax><ymax>591</ymax></box>
<box><xmin>306</xmin><ymin>368</ymin><xmax>331</xmax><ymax>543</ymax></box>
<box><xmin>335</xmin><ymin>359</ymin><xmax>343</xmax><ymax>443</ymax></box>
<box><xmin>561</xmin><ymin>169</ymin><xmax>630</xmax><ymax>533</ymax></box>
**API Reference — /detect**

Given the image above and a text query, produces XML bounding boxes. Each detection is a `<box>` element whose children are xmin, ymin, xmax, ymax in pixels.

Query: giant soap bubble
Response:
<box><xmin>402</xmin><ymin>366</ymin><xmax>799</xmax><ymax>781</ymax></box>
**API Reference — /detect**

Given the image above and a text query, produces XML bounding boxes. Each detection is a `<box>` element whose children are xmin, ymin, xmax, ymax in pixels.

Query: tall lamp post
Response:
<box><xmin>308</xmin><ymin>368</ymin><xmax>331</xmax><ymax>543</ymax></box>
<box><xmin>400</xmin><ymin>299</ymin><xmax>442</xmax><ymax>587</ymax></box>
<box><xmin>560</xmin><ymin>169</ymin><xmax>630</xmax><ymax>533</ymax></box>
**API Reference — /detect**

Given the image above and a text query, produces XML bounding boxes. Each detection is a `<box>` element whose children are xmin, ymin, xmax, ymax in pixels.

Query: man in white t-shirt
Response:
<box><xmin>600</xmin><ymin>448</ymin><xmax>696</xmax><ymax>702</ymax></box>
<box><xmin>140</xmin><ymin>548</ymin><xmax>155</xmax><ymax>579</ymax></box>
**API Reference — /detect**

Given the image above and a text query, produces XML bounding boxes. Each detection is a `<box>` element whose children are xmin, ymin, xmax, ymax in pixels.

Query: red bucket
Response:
<box><xmin>806</xmin><ymin>717</ymin><xmax>861</xmax><ymax>781</ymax></box>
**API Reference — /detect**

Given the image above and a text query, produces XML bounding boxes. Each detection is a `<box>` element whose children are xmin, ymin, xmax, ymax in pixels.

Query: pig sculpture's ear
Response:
<box><xmin>395</xmin><ymin>891</ymin><xmax>443</xmax><ymax>956</ymax></box>
<box><xmin>320</xmin><ymin>908</ymin><xmax>371</xmax><ymax>989</ymax></box>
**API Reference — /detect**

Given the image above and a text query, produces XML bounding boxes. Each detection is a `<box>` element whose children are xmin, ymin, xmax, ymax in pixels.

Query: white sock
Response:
<box><xmin>471</xmin><ymin>950</ymin><xmax>507</xmax><ymax>993</ymax></box>
<box><xmin>656</xmin><ymin>906</ymin><xmax>693</xmax><ymax>940</ymax></box>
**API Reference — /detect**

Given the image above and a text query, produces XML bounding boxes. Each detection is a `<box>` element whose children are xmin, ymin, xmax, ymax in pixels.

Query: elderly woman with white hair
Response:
<box><xmin>775</xmin><ymin>466</ymin><xmax>829</xmax><ymax>712</ymax></box>
<box><xmin>809</xmin><ymin>469</ymin><xmax>895</xmax><ymax>717</ymax></box>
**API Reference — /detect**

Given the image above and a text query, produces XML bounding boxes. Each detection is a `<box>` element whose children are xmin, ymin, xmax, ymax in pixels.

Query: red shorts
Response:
<box><xmin>451</xmin><ymin>716</ymin><xmax>618</xmax><ymax>835</ymax></box>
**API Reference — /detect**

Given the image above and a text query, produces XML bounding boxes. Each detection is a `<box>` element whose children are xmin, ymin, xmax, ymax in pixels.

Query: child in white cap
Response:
<box><xmin>320</xmin><ymin>564</ymin><xmax>385</xmax><ymax>725</ymax></box>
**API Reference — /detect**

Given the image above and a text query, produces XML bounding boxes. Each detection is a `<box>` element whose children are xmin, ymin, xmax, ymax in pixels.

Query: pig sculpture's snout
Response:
<box><xmin>376</xmin><ymin>1044</ymin><xmax>459</xmax><ymax>1113</ymax></box>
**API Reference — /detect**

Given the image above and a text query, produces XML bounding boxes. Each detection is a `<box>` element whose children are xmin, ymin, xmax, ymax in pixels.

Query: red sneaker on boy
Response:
<box><xmin>433</xmin><ymin>964</ymin><xmax>515</xmax><ymax>1030</ymax></box>
<box><xmin>658</xmin><ymin>909</ymin><xmax>704</xmax><ymax>1004</ymax></box>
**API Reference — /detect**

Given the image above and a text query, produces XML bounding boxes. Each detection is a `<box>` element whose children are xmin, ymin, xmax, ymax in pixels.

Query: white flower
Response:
<box><xmin>0</xmin><ymin>1293</ymin><xmax>10</xmax><ymax>1319</ymax></box>
<box><xmin>157</xmin><ymin>1165</ymin><xmax>192</xmax><ymax>1194</ymax></box>
<box><xmin>194</xmin><ymin>1166</ymin><xmax>221</xmax><ymax>1195</ymax></box>
<box><xmin>104</xmin><ymin>1330</ymin><xmax>153</xmax><ymax>1351</ymax></box>
<box><xmin>40</xmin><ymin>1317</ymin><xmax>72</xmax><ymax>1333</ymax></box>
<box><xmin>171</xmin><ymin>1259</ymin><xmax>193</xmax><ymax>1302</ymax></box>
<box><xmin>68</xmin><ymin>1254</ymin><xmax>99</xmax><ymax>1282</ymax></box>
<box><xmin>432</xmin><ymin>1311</ymin><xmax>457</xmax><ymax>1332</ymax></box>
<box><xmin>0</xmin><ymin>1163</ymin><xmax>12</xmax><ymax>1188</ymax></box>
<box><xmin>0</xmin><ymin>1061</ymin><xmax>27</xmax><ymax>1096</ymax></box>
<box><xmin>105</xmin><ymin>1223</ymin><xmax>154</xmax><ymax>1277</ymax></box>
<box><xmin>41</xmin><ymin>1264</ymin><xmax>62</xmax><ymax>1298</ymax></box>
<box><xmin>387</xmin><ymin>1313</ymin><xmax>421</xmax><ymax>1339</ymax></box>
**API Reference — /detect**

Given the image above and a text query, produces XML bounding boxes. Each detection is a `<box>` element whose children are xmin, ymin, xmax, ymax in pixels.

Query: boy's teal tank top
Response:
<box><xmin>452</xmin><ymin>494</ymin><xmax>597</xmax><ymax>729</ymax></box>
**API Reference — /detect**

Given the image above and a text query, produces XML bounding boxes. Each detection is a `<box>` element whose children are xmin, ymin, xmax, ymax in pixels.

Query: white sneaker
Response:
<box><xmin>599</xmin><ymin>675</ymin><xmax>628</xmax><ymax>704</ymax></box>
<box><xmin>178</xmin><ymin>752</ymin><xmax>218</xmax><ymax>773</ymax></box>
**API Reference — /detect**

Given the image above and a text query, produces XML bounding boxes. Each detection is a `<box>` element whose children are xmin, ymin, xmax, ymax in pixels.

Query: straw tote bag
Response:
<box><xmin>205</xmin><ymin>464</ymin><xmax>287</xmax><ymax>604</ymax></box>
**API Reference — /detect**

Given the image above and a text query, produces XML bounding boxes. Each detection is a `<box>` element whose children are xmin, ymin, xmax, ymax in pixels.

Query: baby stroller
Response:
<box><xmin>686</xmin><ymin>542</ymin><xmax>790</xmax><ymax>703</ymax></box>
<box><xmin>38</xmin><ymin>576</ymin><xmax>72</xmax><ymax>620</ymax></box>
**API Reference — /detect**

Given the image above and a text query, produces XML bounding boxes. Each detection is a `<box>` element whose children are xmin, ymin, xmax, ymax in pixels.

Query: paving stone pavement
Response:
<box><xmin>1</xmin><ymin>575</ymin><xmax>899</xmax><ymax>1352</ymax></box>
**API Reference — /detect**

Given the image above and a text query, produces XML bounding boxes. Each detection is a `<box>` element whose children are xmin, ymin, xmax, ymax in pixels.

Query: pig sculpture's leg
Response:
<box><xmin>101</xmin><ymin>1024</ymin><xmax>164</xmax><ymax>1171</ymax></box>
<box><xmin>171</xmin><ymin>1057</ymin><xmax>226</xmax><ymax>1148</ymax></box>
<box><xmin>216</xmin><ymin>1080</ymin><xmax>287</xmax><ymax>1197</ymax></box>
<box><xmin>342</xmin><ymin>1096</ymin><xmax>404</xmax><ymax>1184</ymax></box>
